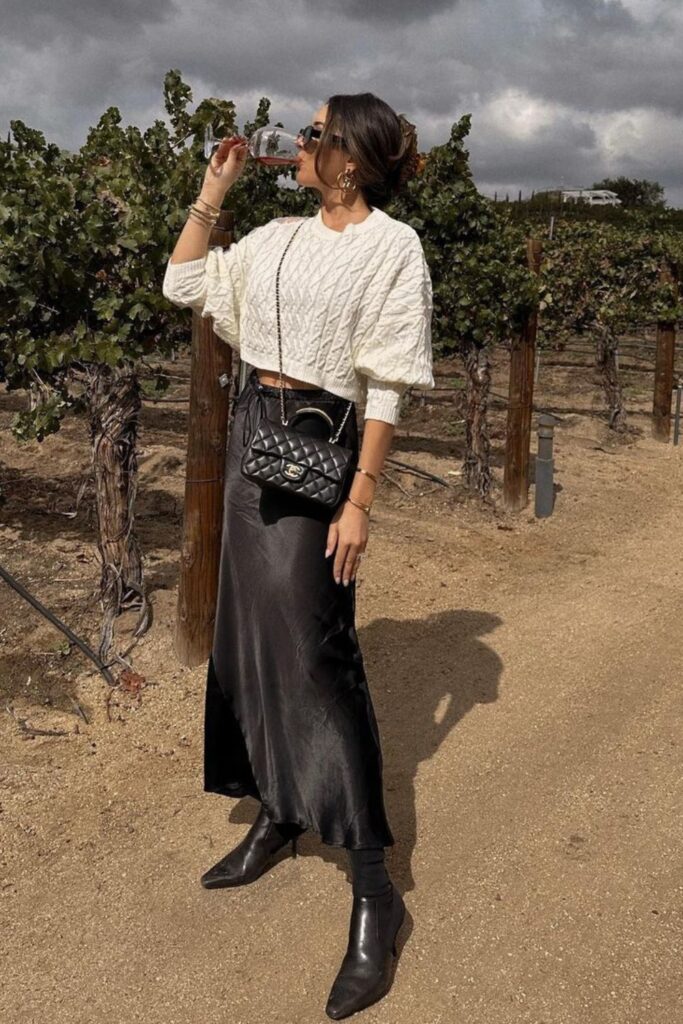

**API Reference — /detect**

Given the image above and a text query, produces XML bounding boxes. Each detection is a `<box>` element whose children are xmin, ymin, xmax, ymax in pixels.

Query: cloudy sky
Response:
<box><xmin>3</xmin><ymin>0</ymin><xmax>682</xmax><ymax>206</ymax></box>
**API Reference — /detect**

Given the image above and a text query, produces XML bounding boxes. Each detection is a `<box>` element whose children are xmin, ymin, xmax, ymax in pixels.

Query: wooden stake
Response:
<box><xmin>175</xmin><ymin>210</ymin><xmax>236</xmax><ymax>667</ymax></box>
<box><xmin>652</xmin><ymin>259</ymin><xmax>679</xmax><ymax>441</ymax></box>
<box><xmin>503</xmin><ymin>238</ymin><xmax>543</xmax><ymax>511</ymax></box>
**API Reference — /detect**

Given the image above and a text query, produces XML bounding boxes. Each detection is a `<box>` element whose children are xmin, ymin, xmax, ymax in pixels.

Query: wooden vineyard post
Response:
<box><xmin>503</xmin><ymin>237</ymin><xmax>543</xmax><ymax>511</ymax></box>
<box><xmin>175</xmin><ymin>209</ymin><xmax>235</xmax><ymax>667</ymax></box>
<box><xmin>652</xmin><ymin>259</ymin><xmax>679</xmax><ymax>442</ymax></box>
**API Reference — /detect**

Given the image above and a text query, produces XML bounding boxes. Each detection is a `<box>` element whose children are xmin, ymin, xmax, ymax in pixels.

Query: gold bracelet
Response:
<box><xmin>196</xmin><ymin>195</ymin><xmax>222</xmax><ymax>215</ymax></box>
<box><xmin>187</xmin><ymin>210</ymin><xmax>216</xmax><ymax>230</ymax></box>
<box><xmin>189</xmin><ymin>202</ymin><xmax>218</xmax><ymax>221</ymax></box>
<box><xmin>346</xmin><ymin>495</ymin><xmax>371</xmax><ymax>514</ymax></box>
<box><xmin>188</xmin><ymin>204</ymin><xmax>218</xmax><ymax>226</ymax></box>
<box><xmin>355</xmin><ymin>466</ymin><xmax>378</xmax><ymax>483</ymax></box>
<box><xmin>188</xmin><ymin>204</ymin><xmax>215</xmax><ymax>220</ymax></box>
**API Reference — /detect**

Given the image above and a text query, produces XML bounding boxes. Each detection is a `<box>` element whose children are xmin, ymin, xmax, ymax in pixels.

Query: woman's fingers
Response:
<box><xmin>325</xmin><ymin>524</ymin><xmax>338</xmax><ymax>560</ymax></box>
<box><xmin>212</xmin><ymin>135</ymin><xmax>246</xmax><ymax>169</ymax></box>
<box><xmin>350</xmin><ymin>548</ymin><xmax>364</xmax><ymax>583</ymax></box>
<box><xmin>334</xmin><ymin>541</ymin><xmax>361</xmax><ymax>586</ymax></box>
<box><xmin>333</xmin><ymin>539</ymin><xmax>348</xmax><ymax>584</ymax></box>
<box><xmin>343</xmin><ymin>545</ymin><xmax>361</xmax><ymax>586</ymax></box>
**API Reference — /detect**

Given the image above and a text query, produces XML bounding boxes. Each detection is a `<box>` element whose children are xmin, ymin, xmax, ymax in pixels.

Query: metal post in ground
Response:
<box><xmin>535</xmin><ymin>413</ymin><xmax>557</xmax><ymax>518</ymax></box>
<box><xmin>673</xmin><ymin>383</ymin><xmax>682</xmax><ymax>446</ymax></box>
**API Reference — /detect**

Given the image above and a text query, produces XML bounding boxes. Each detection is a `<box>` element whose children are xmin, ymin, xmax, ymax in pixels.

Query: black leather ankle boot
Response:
<box><xmin>325</xmin><ymin>881</ymin><xmax>405</xmax><ymax>1019</ymax></box>
<box><xmin>200</xmin><ymin>805</ymin><xmax>299</xmax><ymax>889</ymax></box>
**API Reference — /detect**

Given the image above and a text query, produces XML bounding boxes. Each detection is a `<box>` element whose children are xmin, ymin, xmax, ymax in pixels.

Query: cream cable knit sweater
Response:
<box><xmin>162</xmin><ymin>205</ymin><xmax>435</xmax><ymax>424</ymax></box>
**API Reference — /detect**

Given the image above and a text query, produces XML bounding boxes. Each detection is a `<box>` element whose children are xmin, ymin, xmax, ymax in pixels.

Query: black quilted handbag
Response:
<box><xmin>240</xmin><ymin>221</ymin><xmax>356</xmax><ymax>510</ymax></box>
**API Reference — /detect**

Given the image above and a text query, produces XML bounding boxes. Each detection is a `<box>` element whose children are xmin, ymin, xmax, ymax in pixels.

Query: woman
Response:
<box><xmin>162</xmin><ymin>92</ymin><xmax>434</xmax><ymax>1019</ymax></box>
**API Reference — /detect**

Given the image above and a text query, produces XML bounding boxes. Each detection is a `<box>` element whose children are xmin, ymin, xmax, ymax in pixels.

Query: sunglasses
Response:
<box><xmin>297</xmin><ymin>125</ymin><xmax>346</xmax><ymax>149</ymax></box>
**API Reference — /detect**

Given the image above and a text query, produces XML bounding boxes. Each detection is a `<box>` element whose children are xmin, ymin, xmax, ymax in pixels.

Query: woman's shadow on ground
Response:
<box><xmin>230</xmin><ymin>606</ymin><xmax>503</xmax><ymax>893</ymax></box>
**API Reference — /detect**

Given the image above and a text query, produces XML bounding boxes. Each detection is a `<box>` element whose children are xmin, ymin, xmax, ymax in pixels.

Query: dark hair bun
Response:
<box><xmin>395</xmin><ymin>114</ymin><xmax>421</xmax><ymax>188</ymax></box>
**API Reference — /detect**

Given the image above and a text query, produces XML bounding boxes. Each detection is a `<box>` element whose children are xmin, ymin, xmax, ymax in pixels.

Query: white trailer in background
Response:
<box><xmin>560</xmin><ymin>189</ymin><xmax>622</xmax><ymax>206</ymax></box>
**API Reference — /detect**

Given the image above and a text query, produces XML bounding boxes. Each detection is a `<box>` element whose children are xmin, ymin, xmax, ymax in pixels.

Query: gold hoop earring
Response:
<box><xmin>335</xmin><ymin>168</ymin><xmax>358</xmax><ymax>195</ymax></box>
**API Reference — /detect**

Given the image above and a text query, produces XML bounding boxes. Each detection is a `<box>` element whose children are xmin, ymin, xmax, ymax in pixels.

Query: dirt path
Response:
<box><xmin>1</xmin><ymin>356</ymin><xmax>682</xmax><ymax>1023</ymax></box>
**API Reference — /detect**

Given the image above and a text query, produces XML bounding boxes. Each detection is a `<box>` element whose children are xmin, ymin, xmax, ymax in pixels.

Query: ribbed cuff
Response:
<box><xmin>363</xmin><ymin>379</ymin><xmax>406</xmax><ymax>425</ymax></box>
<box><xmin>164</xmin><ymin>255</ymin><xmax>208</xmax><ymax>280</ymax></box>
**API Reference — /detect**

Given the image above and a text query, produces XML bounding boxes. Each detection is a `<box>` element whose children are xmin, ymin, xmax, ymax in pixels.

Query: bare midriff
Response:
<box><xmin>255</xmin><ymin>368</ymin><xmax>321</xmax><ymax>390</ymax></box>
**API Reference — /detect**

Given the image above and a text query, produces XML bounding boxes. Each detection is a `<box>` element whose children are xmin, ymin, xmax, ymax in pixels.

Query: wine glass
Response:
<box><xmin>203</xmin><ymin>124</ymin><xmax>301</xmax><ymax>166</ymax></box>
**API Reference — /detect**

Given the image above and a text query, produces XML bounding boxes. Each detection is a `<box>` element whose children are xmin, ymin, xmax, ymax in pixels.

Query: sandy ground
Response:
<box><xmin>1</xmin><ymin>338</ymin><xmax>681</xmax><ymax>1023</ymax></box>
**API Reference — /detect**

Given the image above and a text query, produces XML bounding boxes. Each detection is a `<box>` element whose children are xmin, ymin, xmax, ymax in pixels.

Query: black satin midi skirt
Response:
<box><xmin>203</xmin><ymin>366</ymin><xmax>395</xmax><ymax>850</ymax></box>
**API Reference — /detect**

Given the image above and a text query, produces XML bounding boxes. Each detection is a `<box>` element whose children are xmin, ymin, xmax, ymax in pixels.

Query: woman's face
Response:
<box><xmin>295</xmin><ymin>103</ymin><xmax>353</xmax><ymax>195</ymax></box>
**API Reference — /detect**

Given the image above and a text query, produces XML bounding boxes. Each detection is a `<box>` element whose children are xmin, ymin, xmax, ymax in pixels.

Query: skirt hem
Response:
<box><xmin>203</xmin><ymin>783</ymin><xmax>396</xmax><ymax>851</ymax></box>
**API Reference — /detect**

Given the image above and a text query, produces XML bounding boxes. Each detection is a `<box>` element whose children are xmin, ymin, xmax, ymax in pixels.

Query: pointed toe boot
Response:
<box><xmin>325</xmin><ymin>882</ymin><xmax>405</xmax><ymax>1020</ymax></box>
<box><xmin>200</xmin><ymin>805</ymin><xmax>298</xmax><ymax>889</ymax></box>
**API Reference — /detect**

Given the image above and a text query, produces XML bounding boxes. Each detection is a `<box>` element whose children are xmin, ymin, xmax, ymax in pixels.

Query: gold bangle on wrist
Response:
<box><xmin>189</xmin><ymin>202</ymin><xmax>218</xmax><ymax>221</ymax></box>
<box><xmin>188</xmin><ymin>211</ymin><xmax>216</xmax><ymax>230</ymax></box>
<box><xmin>355</xmin><ymin>466</ymin><xmax>378</xmax><ymax>483</ymax></box>
<box><xmin>188</xmin><ymin>204</ymin><xmax>218</xmax><ymax>226</ymax></box>
<box><xmin>346</xmin><ymin>495</ymin><xmax>371</xmax><ymax>514</ymax></box>
<box><xmin>196</xmin><ymin>195</ymin><xmax>222</xmax><ymax>215</ymax></box>
<box><xmin>188</xmin><ymin>206</ymin><xmax>215</xmax><ymax>222</ymax></box>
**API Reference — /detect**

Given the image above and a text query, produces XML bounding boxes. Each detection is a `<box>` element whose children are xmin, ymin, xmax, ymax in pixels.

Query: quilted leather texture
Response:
<box><xmin>161</xmin><ymin>207</ymin><xmax>435</xmax><ymax>425</ymax></box>
<box><xmin>241</xmin><ymin>417</ymin><xmax>354</xmax><ymax>508</ymax></box>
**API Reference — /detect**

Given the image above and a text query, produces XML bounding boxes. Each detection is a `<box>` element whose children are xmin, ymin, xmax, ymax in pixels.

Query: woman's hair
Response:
<box><xmin>313</xmin><ymin>93</ymin><xmax>422</xmax><ymax>209</ymax></box>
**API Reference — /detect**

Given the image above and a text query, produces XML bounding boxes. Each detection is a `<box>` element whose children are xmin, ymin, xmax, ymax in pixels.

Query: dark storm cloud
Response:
<box><xmin>1</xmin><ymin>0</ymin><xmax>681</xmax><ymax>205</ymax></box>
<box><xmin>515</xmin><ymin>1</ymin><xmax>683</xmax><ymax>117</ymax></box>
<box><xmin>1</xmin><ymin>0</ymin><xmax>172</xmax><ymax>46</ymax></box>
<box><xmin>540</xmin><ymin>0</ymin><xmax>636</xmax><ymax>32</ymax></box>
<box><xmin>299</xmin><ymin>0</ymin><xmax>456</xmax><ymax>23</ymax></box>
<box><xmin>472</xmin><ymin>113</ymin><xmax>599</xmax><ymax>186</ymax></box>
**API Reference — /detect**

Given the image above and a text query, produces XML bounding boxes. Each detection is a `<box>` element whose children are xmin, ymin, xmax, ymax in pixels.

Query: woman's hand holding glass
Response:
<box><xmin>200</xmin><ymin>134</ymin><xmax>250</xmax><ymax>207</ymax></box>
<box><xmin>200</xmin><ymin>123</ymin><xmax>307</xmax><ymax>209</ymax></box>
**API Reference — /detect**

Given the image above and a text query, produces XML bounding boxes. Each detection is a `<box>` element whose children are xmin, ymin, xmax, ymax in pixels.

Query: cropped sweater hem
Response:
<box><xmin>240</xmin><ymin>351</ymin><xmax>358</xmax><ymax>403</ymax></box>
<box><xmin>238</xmin><ymin>353</ymin><xmax>409</xmax><ymax>424</ymax></box>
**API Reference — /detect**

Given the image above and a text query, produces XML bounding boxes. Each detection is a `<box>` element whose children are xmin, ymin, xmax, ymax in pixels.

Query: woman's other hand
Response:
<box><xmin>325</xmin><ymin>502</ymin><xmax>368</xmax><ymax>586</ymax></box>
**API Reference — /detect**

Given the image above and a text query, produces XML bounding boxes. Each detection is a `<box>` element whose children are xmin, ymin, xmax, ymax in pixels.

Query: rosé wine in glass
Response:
<box><xmin>203</xmin><ymin>124</ymin><xmax>301</xmax><ymax>166</ymax></box>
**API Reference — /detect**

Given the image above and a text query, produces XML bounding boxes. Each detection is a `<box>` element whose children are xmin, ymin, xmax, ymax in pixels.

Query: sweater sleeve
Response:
<box><xmin>351</xmin><ymin>231</ymin><xmax>435</xmax><ymax>425</ymax></box>
<box><xmin>161</xmin><ymin>223</ymin><xmax>271</xmax><ymax>350</ymax></box>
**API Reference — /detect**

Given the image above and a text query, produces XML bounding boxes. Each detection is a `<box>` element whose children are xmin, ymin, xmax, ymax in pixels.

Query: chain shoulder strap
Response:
<box><xmin>275</xmin><ymin>222</ymin><xmax>354</xmax><ymax>443</ymax></box>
